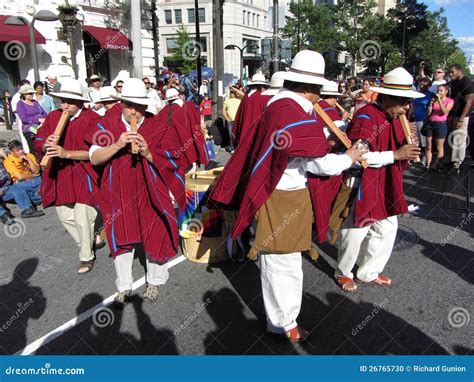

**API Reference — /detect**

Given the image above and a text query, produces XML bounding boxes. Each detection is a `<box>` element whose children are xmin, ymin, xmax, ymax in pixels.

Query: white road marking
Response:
<box><xmin>20</xmin><ymin>255</ymin><xmax>187</xmax><ymax>355</ymax></box>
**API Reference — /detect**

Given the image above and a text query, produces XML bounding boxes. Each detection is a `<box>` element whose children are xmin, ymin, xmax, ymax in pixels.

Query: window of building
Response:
<box><xmin>252</xmin><ymin>13</ymin><xmax>255</xmax><ymax>27</ymax></box>
<box><xmin>242</xmin><ymin>38</ymin><xmax>259</xmax><ymax>54</ymax></box>
<box><xmin>243</xmin><ymin>10</ymin><xmax>246</xmax><ymax>25</ymax></box>
<box><xmin>174</xmin><ymin>9</ymin><xmax>182</xmax><ymax>24</ymax></box>
<box><xmin>187</xmin><ymin>8</ymin><xmax>205</xmax><ymax>23</ymax></box>
<box><xmin>257</xmin><ymin>14</ymin><xmax>260</xmax><ymax>28</ymax></box>
<box><xmin>164</xmin><ymin>10</ymin><xmax>172</xmax><ymax>24</ymax></box>
<box><xmin>166</xmin><ymin>38</ymin><xmax>178</xmax><ymax>54</ymax></box>
<box><xmin>247</xmin><ymin>12</ymin><xmax>250</xmax><ymax>25</ymax></box>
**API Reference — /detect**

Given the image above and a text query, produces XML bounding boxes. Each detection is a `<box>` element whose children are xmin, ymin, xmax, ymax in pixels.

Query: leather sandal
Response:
<box><xmin>356</xmin><ymin>274</ymin><xmax>392</xmax><ymax>286</ymax></box>
<box><xmin>267</xmin><ymin>326</ymin><xmax>309</xmax><ymax>343</ymax></box>
<box><xmin>335</xmin><ymin>274</ymin><xmax>358</xmax><ymax>293</ymax></box>
<box><xmin>77</xmin><ymin>260</ymin><xmax>94</xmax><ymax>274</ymax></box>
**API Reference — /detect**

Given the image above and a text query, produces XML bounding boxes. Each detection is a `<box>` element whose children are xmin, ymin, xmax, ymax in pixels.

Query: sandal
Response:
<box><xmin>143</xmin><ymin>284</ymin><xmax>160</xmax><ymax>303</ymax></box>
<box><xmin>113</xmin><ymin>290</ymin><xmax>131</xmax><ymax>309</ymax></box>
<box><xmin>267</xmin><ymin>326</ymin><xmax>309</xmax><ymax>343</ymax></box>
<box><xmin>77</xmin><ymin>260</ymin><xmax>94</xmax><ymax>274</ymax></box>
<box><xmin>356</xmin><ymin>274</ymin><xmax>391</xmax><ymax>286</ymax></box>
<box><xmin>335</xmin><ymin>274</ymin><xmax>358</xmax><ymax>293</ymax></box>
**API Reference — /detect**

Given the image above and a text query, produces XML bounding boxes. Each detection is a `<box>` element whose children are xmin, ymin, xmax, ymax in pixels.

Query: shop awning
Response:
<box><xmin>0</xmin><ymin>15</ymin><xmax>46</xmax><ymax>44</ymax></box>
<box><xmin>83</xmin><ymin>25</ymin><xmax>131</xmax><ymax>50</ymax></box>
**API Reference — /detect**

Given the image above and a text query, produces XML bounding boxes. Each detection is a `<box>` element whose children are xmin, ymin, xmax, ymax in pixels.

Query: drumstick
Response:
<box><xmin>40</xmin><ymin>111</ymin><xmax>69</xmax><ymax>167</ymax></box>
<box><xmin>130</xmin><ymin>113</ymin><xmax>139</xmax><ymax>154</ymax></box>
<box><xmin>399</xmin><ymin>114</ymin><xmax>420</xmax><ymax>163</ymax></box>
<box><xmin>313</xmin><ymin>103</ymin><xmax>368</xmax><ymax>169</ymax></box>
<box><xmin>335</xmin><ymin>102</ymin><xmax>352</xmax><ymax>121</ymax></box>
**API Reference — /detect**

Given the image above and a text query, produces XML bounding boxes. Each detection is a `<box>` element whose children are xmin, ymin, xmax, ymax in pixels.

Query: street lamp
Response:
<box><xmin>5</xmin><ymin>10</ymin><xmax>58</xmax><ymax>82</ymax></box>
<box><xmin>58</xmin><ymin>0</ymin><xmax>79</xmax><ymax>79</ymax></box>
<box><xmin>225</xmin><ymin>43</ymin><xmax>259</xmax><ymax>80</ymax></box>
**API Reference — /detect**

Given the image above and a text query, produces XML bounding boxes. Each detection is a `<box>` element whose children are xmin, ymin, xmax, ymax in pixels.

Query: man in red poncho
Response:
<box><xmin>231</xmin><ymin>73</ymin><xmax>271</xmax><ymax>149</ymax></box>
<box><xmin>209</xmin><ymin>51</ymin><xmax>366</xmax><ymax>342</ymax></box>
<box><xmin>335</xmin><ymin>67</ymin><xmax>423</xmax><ymax>293</ymax></box>
<box><xmin>89</xmin><ymin>78</ymin><xmax>183</xmax><ymax>307</ymax></box>
<box><xmin>155</xmin><ymin>88</ymin><xmax>209</xmax><ymax>174</ymax></box>
<box><xmin>35</xmin><ymin>79</ymin><xmax>102</xmax><ymax>275</ymax></box>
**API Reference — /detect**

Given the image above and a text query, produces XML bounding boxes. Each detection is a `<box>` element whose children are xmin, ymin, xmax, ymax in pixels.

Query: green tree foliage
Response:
<box><xmin>446</xmin><ymin>48</ymin><xmax>471</xmax><ymax>76</ymax></box>
<box><xmin>166</xmin><ymin>24</ymin><xmax>198</xmax><ymax>74</ymax></box>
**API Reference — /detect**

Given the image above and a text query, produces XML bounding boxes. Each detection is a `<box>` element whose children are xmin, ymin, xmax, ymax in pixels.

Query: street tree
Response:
<box><xmin>166</xmin><ymin>24</ymin><xmax>198</xmax><ymax>74</ymax></box>
<box><xmin>446</xmin><ymin>48</ymin><xmax>471</xmax><ymax>76</ymax></box>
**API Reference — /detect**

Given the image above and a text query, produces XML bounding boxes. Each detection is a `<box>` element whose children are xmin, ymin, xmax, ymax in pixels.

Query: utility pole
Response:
<box><xmin>213</xmin><ymin>0</ymin><xmax>224</xmax><ymax>113</ymax></box>
<box><xmin>151</xmin><ymin>0</ymin><xmax>160</xmax><ymax>81</ymax></box>
<box><xmin>194</xmin><ymin>0</ymin><xmax>202</xmax><ymax>90</ymax></box>
<box><xmin>131</xmin><ymin>0</ymin><xmax>143</xmax><ymax>78</ymax></box>
<box><xmin>272</xmin><ymin>0</ymin><xmax>279</xmax><ymax>75</ymax></box>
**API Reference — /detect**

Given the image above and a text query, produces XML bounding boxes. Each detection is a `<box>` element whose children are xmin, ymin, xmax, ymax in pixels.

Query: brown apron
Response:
<box><xmin>254</xmin><ymin>188</ymin><xmax>313</xmax><ymax>253</ymax></box>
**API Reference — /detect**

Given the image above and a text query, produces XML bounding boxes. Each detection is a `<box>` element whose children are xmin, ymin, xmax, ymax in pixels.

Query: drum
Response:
<box><xmin>179</xmin><ymin>167</ymin><xmax>234</xmax><ymax>263</ymax></box>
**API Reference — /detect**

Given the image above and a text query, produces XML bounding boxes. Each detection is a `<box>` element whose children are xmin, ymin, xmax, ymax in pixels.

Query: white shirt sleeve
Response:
<box><xmin>362</xmin><ymin>151</ymin><xmax>395</xmax><ymax>168</ymax></box>
<box><xmin>304</xmin><ymin>153</ymin><xmax>353</xmax><ymax>176</ymax></box>
<box><xmin>89</xmin><ymin>145</ymin><xmax>102</xmax><ymax>161</ymax></box>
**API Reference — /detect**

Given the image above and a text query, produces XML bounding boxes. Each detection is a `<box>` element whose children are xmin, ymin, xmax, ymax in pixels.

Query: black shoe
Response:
<box><xmin>204</xmin><ymin>160</ymin><xmax>219</xmax><ymax>171</ymax></box>
<box><xmin>1</xmin><ymin>213</ymin><xmax>15</xmax><ymax>226</ymax></box>
<box><xmin>21</xmin><ymin>207</ymin><xmax>45</xmax><ymax>218</ymax></box>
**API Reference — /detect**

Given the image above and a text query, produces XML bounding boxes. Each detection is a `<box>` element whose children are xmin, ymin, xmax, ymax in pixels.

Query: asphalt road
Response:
<box><xmin>0</xmin><ymin>132</ymin><xmax>472</xmax><ymax>355</ymax></box>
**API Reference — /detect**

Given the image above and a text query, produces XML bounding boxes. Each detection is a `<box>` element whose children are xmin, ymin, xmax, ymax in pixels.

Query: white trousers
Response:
<box><xmin>260</xmin><ymin>252</ymin><xmax>302</xmax><ymax>333</ymax></box>
<box><xmin>56</xmin><ymin>203</ymin><xmax>98</xmax><ymax>262</ymax></box>
<box><xmin>337</xmin><ymin>215</ymin><xmax>398</xmax><ymax>282</ymax></box>
<box><xmin>113</xmin><ymin>250</ymin><xmax>169</xmax><ymax>292</ymax></box>
<box><xmin>448</xmin><ymin>116</ymin><xmax>470</xmax><ymax>164</ymax></box>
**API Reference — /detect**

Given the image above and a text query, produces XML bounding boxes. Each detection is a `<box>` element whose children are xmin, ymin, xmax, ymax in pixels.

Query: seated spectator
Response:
<box><xmin>3</xmin><ymin>140</ymin><xmax>42</xmax><ymax>206</ymax></box>
<box><xmin>0</xmin><ymin>148</ymin><xmax>44</xmax><ymax>225</ymax></box>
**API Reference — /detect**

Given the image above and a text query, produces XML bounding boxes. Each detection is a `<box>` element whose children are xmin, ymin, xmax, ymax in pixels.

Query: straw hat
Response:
<box><xmin>96</xmin><ymin>86</ymin><xmax>118</xmax><ymax>103</ymax></box>
<box><xmin>262</xmin><ymin>71</ymin><xmax>285</xmax><ymax>96</ymax></box>
<box><xmin>281</xmin><ymin>50</ymin><xmax>329</xmax><ymax>86</ymax></box>
<box><xmin>50</xmin><ymin>79</ymin><xmax>89</xmax><ymax>101</ymax></box>
<box><xmin>321</xmin><ymin>81</ymin><xmax>342</xmax><ymax>97</ymax></box>
<box><xmin>19</xmin><ymin>85</ymin><xmax>35</xmax><ymax>95</ymax></box>
<box><xmin>247</xmin><ymin>73</ymin><xmax>269</xmax><ymax>86</ymax></box>
<box><xmin>89</xmin><ymin>74</ymin><xmax>101</xmax><ymax>81</ymax></box>
<box><xmin>165</xmin><ymin>88</ymin><xmax>181</xmax><ymax>101</ymax></box>
<box><xmin>111</xmin><ymin>78</ymin><xmax>151</xmax><ymax>105</ymax></box>
<box><xmin>370</xmin><ymin>67</ymin><xmax>424</xmax><ymax>98</ymax></box>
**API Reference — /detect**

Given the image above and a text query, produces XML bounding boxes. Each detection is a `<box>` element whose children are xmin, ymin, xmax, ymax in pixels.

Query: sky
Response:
<box><xmin>422</xmin><ymin>0</ymin><xmax>474</xmax><ymax>59</ymax></box>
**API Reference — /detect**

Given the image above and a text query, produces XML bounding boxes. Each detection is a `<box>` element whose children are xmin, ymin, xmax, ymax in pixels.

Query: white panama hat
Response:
<box><xmin>165</xmin><ymin>88</ymin><xmax>181</xmax><ymax>101</ymax></box>
<box><xmin>370</xmin><ymin>67</ymin><xmax>424</xmax><ymax>99</ymax></box>
<box><xmin>50</xmin><ymin>78</ymin><xmax>89</xmax><ymax>102</ymax></box>
<box><xmin>281</xmin><ymin>50</ymin><xmax>329</xmax><ymax>86</ymax></box>
<box><xmin>262</xmin><ymin>71</ymin><xmax>286</xmax><ymax>96</ymax></box>
<box><xmin>321</xmin><ymin>81</ymin><xmax>342</xmax><ymax>97</ymax></box>
<box><xmin>111</xmin><ymin>78</ymin><xmax>151</xmax><ymax>105</ymax></box>
<box><xmin>247</xmin><ymin>72</ymin><xmax>269</xmax><ymax>86</ymax></box>
<box><xmin>96</xmin><ymin>86</ymin><xmax>118</xmax><ymax>103</ymax></box>
<box><xmin>19</xmin><ymin>85</ymin><xmax>35</xmax><ymax>95</ymax></box>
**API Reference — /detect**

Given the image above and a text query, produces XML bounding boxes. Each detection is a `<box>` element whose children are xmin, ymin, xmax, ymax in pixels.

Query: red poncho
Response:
<box><xmin>89</xmin><ymin>113</ymin><xmax>181</xmax><ymax>262</ymax></box>
<box><xmin>231</xmin><ymin>91</ymin><xmax>271</xmax><ymax>148</ymax></box>
<box><xmin>209</xmin><ymin>97</ymin><xmax>341</xmax><ymax>242</ymax></box>
<box><xmin>319</xmin><ymin>100</ymin><xmax>341</xmax><ymax>121</ymax></box>
<box><xmin>155</xmin><ymin>101</ymin><xmax>209</xmax><ymax>169</ymax></box>
<box><xmin>35</xmin><ymin>108</ymin><xmax>101</xmax><ymax>208</ymax></box>
<box><xmin>346</xmin><ymin>103</ymin><xmax>408</xmax><ymax>227</ymax></box>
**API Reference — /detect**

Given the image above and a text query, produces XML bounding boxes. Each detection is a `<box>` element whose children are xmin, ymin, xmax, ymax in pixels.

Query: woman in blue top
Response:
<box><xmin>33</xmin><ymin>81</ymin><xmax>55</xmax><ymax>114</ymax></box>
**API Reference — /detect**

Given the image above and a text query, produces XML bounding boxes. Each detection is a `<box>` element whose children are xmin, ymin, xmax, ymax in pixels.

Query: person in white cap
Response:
<box><xmin>231</xmin><ymin>72</ymin><xmax>270</xmax><ymax>150</ymax></box>
<box><xmin>261</xmin><ymin>71</ymin><xmax>285</xmax><ymax>97</ymax></box>
<box><xmin>35</xmin><ymin>78</ymin><xmax>103</xmax><ymax>274</ymax></box>
<box><xmin>45</xmin><ymin>74</ymin><xmax>62</xmax><ymax>109</ymax></box>
<box><xmin>87</xmin><ymin>74</ymin><xmax>104</xmax><ymax>116</ymax></box>
<box><xmin>318</xmin><ymin>80</ymin><xmax>349</xmax><ymax>137</ymax></box>
<box><xmin>208</xmin><ymin>50</ymin><xmax>367</xmax><ymax>341</ymax></box>
<box><xmin>334</xmin><ymin>67</ymin><xmax>423</xmax><ymax>293</ymax></box>
<box><xmin>94</xmin><ymin>86</ymin><xmax>120</xmax><ymax>117</ymax></box>
<box><xmin>89</xmin><ymin>78</ymin><xmax>182</xmax><ymax>307</ymax></box>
